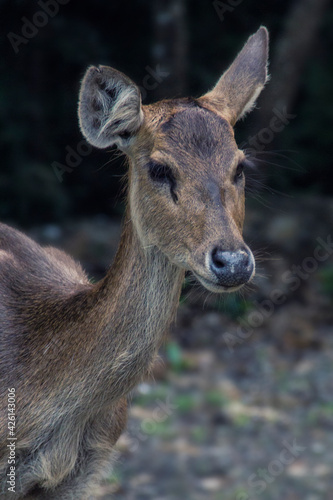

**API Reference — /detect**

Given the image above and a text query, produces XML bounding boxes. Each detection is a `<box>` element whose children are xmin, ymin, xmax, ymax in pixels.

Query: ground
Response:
<box><xmin>28</xmin><ymin>195</ymin><xmax>333</xmax><ymax>500</ymax></box>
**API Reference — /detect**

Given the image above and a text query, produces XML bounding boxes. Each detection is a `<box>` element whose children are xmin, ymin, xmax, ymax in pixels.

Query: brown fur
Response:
<box><xmin>0</xmin><ymin>28</ymin><xmax>268</xmax><ymax>498</ymax></box>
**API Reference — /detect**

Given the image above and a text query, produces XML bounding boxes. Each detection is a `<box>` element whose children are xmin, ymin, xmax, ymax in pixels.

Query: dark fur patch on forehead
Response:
<box><xmin>160</xmin><ymin>98</ymin><xmax>198</xmax><ymax>132</ymax></box>
<box><xmin>161</xmin><ymin>103</ymin><xmax>233</xmax><ymax>159</ymax></box>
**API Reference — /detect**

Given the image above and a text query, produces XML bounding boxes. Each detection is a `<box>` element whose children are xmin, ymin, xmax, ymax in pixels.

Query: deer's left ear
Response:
<box><xmin>199</xmin><ymin>27</ymin><xmax>269</xmax><ymax>126</ymax></box>
<box><xmin>78</xmin><ymin>65</ymin><xmax>143</xmax><ymax>150</ymax></box>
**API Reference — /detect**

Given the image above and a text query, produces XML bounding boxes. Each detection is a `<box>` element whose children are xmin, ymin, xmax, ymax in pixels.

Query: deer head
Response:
<box><xmin>79</xmin><ymin>27</ymin><xmax>269</xmax><ymax>293</ymax></box>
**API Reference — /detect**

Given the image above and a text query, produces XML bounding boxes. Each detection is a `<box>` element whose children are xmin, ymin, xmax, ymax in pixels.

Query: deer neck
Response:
<box><xmin>90</xmin><ymin>211</ymin><xmax>184</xmax><ymax>398</ymax></box>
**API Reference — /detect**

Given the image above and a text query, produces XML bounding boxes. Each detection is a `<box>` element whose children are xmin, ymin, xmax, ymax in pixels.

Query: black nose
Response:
<box><xmin>210</xmin><ymin>247</ymin><xmax>254</xmax><ymax>287</ymax></box>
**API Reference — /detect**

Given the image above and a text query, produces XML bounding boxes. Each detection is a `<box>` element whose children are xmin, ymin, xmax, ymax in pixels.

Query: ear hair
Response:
<box><xmin>78</xmin><ymin>65</ymin><xmax>143</xmax><ymax>149</ymax></box>
<box><xmin>199</xmin><ymin>27</ymin><xmax>269</xmax><ymax>126</ymax></box>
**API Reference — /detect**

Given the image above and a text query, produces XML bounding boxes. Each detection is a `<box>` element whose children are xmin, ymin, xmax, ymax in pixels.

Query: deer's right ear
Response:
<box><xmin>78</xmin><ymin>65</ymin><xmax>143</xmax><ymax>149</ymax></box>
<box><xmin>199</xmin><ymin>27</ymin><xmax>269</xmax><ymax>126</ymax></box>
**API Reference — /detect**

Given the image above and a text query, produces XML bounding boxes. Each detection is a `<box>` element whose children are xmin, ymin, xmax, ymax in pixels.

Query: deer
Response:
<box><xmin>0</xmin><ymin>27</ymin><xmax>269</xmax><ymax>499</ymax></box>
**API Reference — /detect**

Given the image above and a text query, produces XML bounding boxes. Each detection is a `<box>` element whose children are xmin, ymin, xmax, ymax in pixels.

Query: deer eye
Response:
<box><xmin>234</xmin><ymin>162</ymin><xmax>245</xmax><ymax>183</ymax></box>
<box><xmin>148</xmin><ymin>162</ymin><xmax>174</xmax><ymax>183</ymax></box>
<box><xmin>148</xmin><ymin>162</ymin><xmax>178</xmax><ymax>203</ymax></box>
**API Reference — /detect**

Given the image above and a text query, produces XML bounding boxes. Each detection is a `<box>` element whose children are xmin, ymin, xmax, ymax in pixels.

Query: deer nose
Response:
<box><xmin>210</xmin><ymin>247</ymin><xmax>254</xmax><ymax>287</ymax></box>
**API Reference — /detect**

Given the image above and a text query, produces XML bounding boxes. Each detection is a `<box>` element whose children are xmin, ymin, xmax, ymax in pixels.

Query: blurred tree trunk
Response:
<box><xmin>151</xmin><ymin>0</ymin><xmax>188</xmax><ymax>101</ymax></box>
<box><xmin>27</xmin><ymin>48</ymin><xmax>46</xmax><ymax>162</ymax></box>
<box><xmin>256</xmin><ymin>0</ymin><xmax>330</xmax><ymax>130</ymax></box>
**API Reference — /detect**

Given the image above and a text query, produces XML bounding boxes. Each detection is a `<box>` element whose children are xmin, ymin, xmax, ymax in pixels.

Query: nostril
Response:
<box><xmin>209</xmin><ymin>247</ymin><xmax>254</xmax><ymax>287</ymax></box>
<box><xmin>211</xmin><ymin>247</ymin><xmax>226</xmax><ymax>269</ymax></box>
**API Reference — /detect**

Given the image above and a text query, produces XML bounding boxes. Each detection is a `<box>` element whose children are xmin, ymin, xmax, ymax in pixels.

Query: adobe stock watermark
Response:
<box><xmin>138</xmin><ymin>65</ymin><xmax>170</xmax><ymax>102</ymax></box>
<box><xmin>213</xmin><ymin>0</ymin><xmax>243</xmax><ymax>22</ymax></box>
<box><xmin>236</xmin><ymin>438</ymin><xmax>306</xmax><ymax>500</ymax></box>
<box><xmin>224</xmin><ymin>235</ymin><xmax>333</xmax><ymax>352</ymax></box>
<box><xmin>52</xmin><ymin>140</ymin><xmax>92</xmax><ymax>183</ymax></box>
<box><xmin>7</xmin><ymin>0</ymin><xmax>70</xmax><ymax>54</ymax></box>
<box><xmin>239</xmin><ymin>107</ymin><xmax>296</xmax><ymax>157</ymax></box>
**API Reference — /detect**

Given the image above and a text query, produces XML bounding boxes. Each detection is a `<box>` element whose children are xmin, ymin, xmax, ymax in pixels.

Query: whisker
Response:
<box><xmin>253</xmin><ymin>157</ymin><xmax>303</xmax><ymax>174</ymax></box>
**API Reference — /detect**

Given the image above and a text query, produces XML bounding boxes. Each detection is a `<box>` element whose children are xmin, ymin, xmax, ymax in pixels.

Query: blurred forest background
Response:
<box><xmin>1</xmin><ymin>1</ymin><xmax>333</xmax><ymax>499</ymax></box>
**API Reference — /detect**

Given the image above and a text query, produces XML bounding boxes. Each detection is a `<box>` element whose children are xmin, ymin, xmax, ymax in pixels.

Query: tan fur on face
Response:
<box><xmin>129</xmin><ymin>100</ymin><xmax>247</xmax><ymax>275</ymax></box>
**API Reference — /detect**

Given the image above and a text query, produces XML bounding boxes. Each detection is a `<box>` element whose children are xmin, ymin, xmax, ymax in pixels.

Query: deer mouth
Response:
<box><xmin>192</xmin><ymin>272</ymin><xmax>246</xmax><ymax>294</ymax></box>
